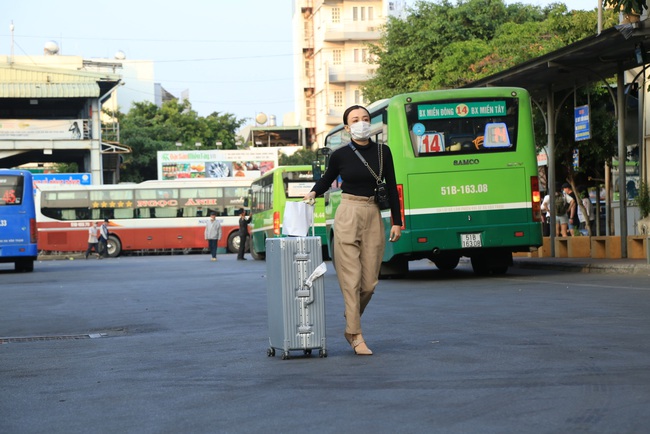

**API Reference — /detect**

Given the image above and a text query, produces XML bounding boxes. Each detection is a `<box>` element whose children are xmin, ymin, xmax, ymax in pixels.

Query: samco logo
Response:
<box><xmin>453</xmin><ymin>159</ymin><xmax>479</xmax><ymax>166</ymax></box>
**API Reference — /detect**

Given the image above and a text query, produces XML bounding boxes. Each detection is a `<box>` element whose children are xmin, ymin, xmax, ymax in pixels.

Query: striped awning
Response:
<box><xmin>0</xmin><ymin>82</ymin><xmax>101</xmax><ymax>98</ymax></box>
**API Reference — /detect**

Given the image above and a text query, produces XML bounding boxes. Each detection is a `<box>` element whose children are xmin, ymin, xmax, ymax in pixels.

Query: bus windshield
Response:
<box><xmin>0</xmin><ymin>175</ymin><xmax>24</xmax><ymax>205</ymax></box>
<box><xmin>283</xmin><ymin>170</ymin><xmax>317</xmax><ymax>198</ymax></box>
<box><xmin>405</xmin><ymin>97</ymin><xmax>519</xmax><ymax>157</ymax></box>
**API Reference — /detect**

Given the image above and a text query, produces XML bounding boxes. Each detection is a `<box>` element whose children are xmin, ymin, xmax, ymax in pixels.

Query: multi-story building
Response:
<box><xmin>293</xmin><ymin>0</ymin><xmax>405</xmax><ymax>148</ymax></box>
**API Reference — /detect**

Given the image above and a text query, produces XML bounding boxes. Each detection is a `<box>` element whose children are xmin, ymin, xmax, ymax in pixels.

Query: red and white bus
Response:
<box><xmin>35</xmin><ymin>179</ymin><xmax>251</xmax><ymax>256</ymax></box>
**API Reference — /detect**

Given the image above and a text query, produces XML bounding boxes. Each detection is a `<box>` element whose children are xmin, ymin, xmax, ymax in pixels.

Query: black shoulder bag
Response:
<box><xmin>348</xmin><ymin>142</ymin><xmax>391</xmax><ymax>210</ymax></box>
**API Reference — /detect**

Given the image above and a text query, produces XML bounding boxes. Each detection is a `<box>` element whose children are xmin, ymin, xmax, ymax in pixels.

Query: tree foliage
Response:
<box><xmin>278</xmin><ymin>148</ymin><xmax>318</xmax><ymax>166</ymax></box>
<box><xmin>364</xmin><ymin>0</ymin><xmax>617</xmax><ymax>101</ymax></box>
<box><xmin>118</xmin><ymin>100</ymin><xmax>245</xmax><ymax>182</ymax></box>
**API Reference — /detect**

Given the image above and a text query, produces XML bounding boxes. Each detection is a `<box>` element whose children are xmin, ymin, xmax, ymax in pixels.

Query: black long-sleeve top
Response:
<box><xmin>311</xmin><ymin>140</ymin><xmax>402</xmax><ymax>226</ymax></box>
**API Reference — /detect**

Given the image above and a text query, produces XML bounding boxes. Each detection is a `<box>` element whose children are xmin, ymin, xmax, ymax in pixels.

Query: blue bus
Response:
<box><xmin>0</xmin><ymin>169</ymin><xmax>38</xmax><ymax>272</ymax></box>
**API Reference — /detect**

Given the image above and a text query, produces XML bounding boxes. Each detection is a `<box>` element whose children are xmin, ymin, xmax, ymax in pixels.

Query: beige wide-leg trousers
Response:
<box><xmin>333</xmin><ymin>193</ymin><xmax>386</xmax><ymax>335</ymax></box>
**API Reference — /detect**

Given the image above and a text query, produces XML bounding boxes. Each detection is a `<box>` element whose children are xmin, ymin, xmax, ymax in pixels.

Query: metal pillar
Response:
<box><xmin>617</xmin><ymin>64</ymin><xmax>628</xmax><ymax>257</ymax></box>
<box><xmin>547</xmin><ymin>86</ymin><xmax>557</xmax><ymax>256</ymax></box>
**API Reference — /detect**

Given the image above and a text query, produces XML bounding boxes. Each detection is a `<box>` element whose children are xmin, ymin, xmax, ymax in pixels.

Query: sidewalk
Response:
<box><xmin>512</xmin><ymin>256</ymin><xmax>650</xmax><ymax>274</ymax></box>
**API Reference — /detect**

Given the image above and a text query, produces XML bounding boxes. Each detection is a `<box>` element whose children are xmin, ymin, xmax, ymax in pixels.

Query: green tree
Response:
<box><xmin>364</xmin><ymin>1</ymin><xmax>617</xmax><ymax>100</ymax></box>
<box><xmin>278</xmin><ymin>148</ymin><xmax>318</xmax><ymax>166</ymax></box>
<box><xmin>118</xmin><ymin>100</ymin><xmax>245</xmax><ymax>182</ymax></box>
<box><xmin>364</xmin><ymin>0</ymin><xmax>552</xmax><ymax>100</ymax></box>
<box><xmin>603</xmin><ymin>0</ymin><xmax>648</xmax><ymax>15</ymax></box>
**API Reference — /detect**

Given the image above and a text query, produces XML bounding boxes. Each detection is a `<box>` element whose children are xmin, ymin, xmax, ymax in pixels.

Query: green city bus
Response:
<box><xmin>323</xmin><ymin>87</ymin><xmax>543</xmax><ymax>276</ymax></box>
<box><xmin>249</xmin><ymin>165</ymin><xmax>328</xmax><ymax>260</ymax></box>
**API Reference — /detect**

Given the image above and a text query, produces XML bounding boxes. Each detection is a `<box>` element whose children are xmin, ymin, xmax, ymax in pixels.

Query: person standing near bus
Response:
<box><xmin>562</xmin><ymin>183</ymin><xmax>577</xmax><ymax>236</ymax></box>
<box><xmin>98</xmin><ymin>218</ymin><xmax>109</xmax><ymax>259</ymax></box>
<box><xmin>204</xmin><ymin>211</ymin><xmax>222</xmax><ymax>261</ymax></box>
<box><xmin>303</xmin><ymin>104</ymin><xmax>402</xmax><ymax>356</ymax></box>
<box><xmin>237</xmin><ymin>208</ymin><xmax>251</xmax><ymax>260</ymax></box>
<box><xmin>85</xmin><ymin>222</ymin><xmax>100</xmax><ymax>259</ymax></box>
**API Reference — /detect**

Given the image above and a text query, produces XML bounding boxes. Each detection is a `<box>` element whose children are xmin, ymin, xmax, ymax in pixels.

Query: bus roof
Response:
<box><xmin>35</xmin><ymin>178</ymin><xmax>252</xmax><ymax>191</ymax></box>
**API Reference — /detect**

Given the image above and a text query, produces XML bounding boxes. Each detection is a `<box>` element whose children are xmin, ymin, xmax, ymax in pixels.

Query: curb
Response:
<box><xmin>512</xmin><ymin>258</ymin><xmax>650</xmax><ymax>275</ymax></box>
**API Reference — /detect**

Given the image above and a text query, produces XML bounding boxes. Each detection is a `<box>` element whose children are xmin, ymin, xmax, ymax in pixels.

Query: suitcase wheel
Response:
<box><xmin>319</xmin><ymin>349</ymin><xmax>327</xmax><ymax>358</ymax></box>
<box><xmin>267</xmin><ymin>348</ymin><xmax>275</xmax><ymax>357</ymax></box>
<box><xmin>281</xmin><ymin>351</ymin><xmax>290</xmax><ymax>360</ymax></box>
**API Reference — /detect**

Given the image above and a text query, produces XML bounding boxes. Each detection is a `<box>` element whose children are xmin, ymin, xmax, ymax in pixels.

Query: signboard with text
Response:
<box><xmin>574</xmin><ymin>105</ymin><xmax>591</xmax><ymax>141</ymax></box>
<box><xmin>157</xmin><ymin>149</ymin><xmax>279</xmax><ymax>180</ymax></box>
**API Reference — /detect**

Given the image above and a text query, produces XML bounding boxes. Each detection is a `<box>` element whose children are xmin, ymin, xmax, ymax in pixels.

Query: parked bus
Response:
<box><xmin>35</xmin><ymin>179</ymin><xmax>252</xmax><ymax>256</ymax></box>
<box><xmin>0</xmin><ymin>169</ymin><xmax>38</xmax><ymax>272</ymax></box>
<box><xmin>323</xmin><ymin>88</ymin><xmax>542</xmax><ymax>276</ymax></box>
<box><xmin>249</xmin><ymin>165</ymin><xmax>327</xmax><ymax>260</ymax></box>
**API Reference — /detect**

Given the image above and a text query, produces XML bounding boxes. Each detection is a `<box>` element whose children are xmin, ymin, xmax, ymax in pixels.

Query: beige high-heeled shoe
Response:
<box><xmin>349</xmin><ymin>334</ymin><xmax>372</xmax><ymax>355</ymax></box>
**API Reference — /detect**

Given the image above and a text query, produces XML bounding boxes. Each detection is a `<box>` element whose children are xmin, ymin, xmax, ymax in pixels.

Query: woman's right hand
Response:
<box><xmin>303</xmin><ymin>191</ymin><xmax>316</xmax><ymax>203</ymax></box>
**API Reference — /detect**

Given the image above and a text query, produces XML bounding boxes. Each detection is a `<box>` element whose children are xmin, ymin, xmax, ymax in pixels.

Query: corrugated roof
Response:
<box><xmin>0</xmin><ymin>82</ymin><xmax>100</xmax><ymax>98</ymax></box>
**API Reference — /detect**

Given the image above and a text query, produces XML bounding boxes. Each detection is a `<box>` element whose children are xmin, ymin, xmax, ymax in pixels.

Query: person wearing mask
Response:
<box><xmin>303</xmin><ymin>104</ymin><xmax>402</xmax><ymax>356</ymax></box>
<box><xmin>204</xmin><ymin>211</ymin><xmax>222</xmax><ymax>261</ymax></box>
<box><xmin>237</xmin><ymin>208</ymin><xmax>251</xmax><ymax>260</ymax></box>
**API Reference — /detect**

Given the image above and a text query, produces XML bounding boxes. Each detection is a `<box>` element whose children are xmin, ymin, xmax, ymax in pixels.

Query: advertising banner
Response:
<box><xmin>0</xmin><ymin>119</ymin><xmax>85</xmax><ymax>140</ymax></box>
<box><xmin>157</xmin><ymin>149</ymin><xmax>278</xmax><ymax>180</ymax></box>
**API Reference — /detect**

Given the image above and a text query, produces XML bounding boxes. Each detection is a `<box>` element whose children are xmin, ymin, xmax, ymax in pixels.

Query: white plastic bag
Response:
<box><xmin>282</xmin><ymin>201</ymin><xmax>314</xmax><ymax>236</ymax></box>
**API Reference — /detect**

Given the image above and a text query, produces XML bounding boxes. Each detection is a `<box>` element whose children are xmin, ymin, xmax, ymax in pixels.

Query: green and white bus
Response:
<box><xmin>323</xmin><ymin>87</ymin><xmax>543</xmax><ymax>276</ymax></box>
<box><xmin>249</xmin><ymin>165</ymin><xmax>328</xmax><ymax>260</ymax></box>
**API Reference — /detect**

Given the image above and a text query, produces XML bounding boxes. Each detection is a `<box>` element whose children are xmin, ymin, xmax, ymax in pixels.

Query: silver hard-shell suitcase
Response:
<box><xmin>266</xmin><ymin>237</ymin><xmax>327</xmax><ymax>360</ymax></box>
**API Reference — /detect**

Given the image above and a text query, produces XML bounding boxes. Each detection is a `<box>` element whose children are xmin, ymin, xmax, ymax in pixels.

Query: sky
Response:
<box><xmin>3</xmin><ymin>0</ymin><xmax>602</xmax><ymax>126</ymax></box>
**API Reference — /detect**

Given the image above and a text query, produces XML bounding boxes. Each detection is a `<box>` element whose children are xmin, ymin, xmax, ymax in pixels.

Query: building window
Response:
<box><xmin>334</xmin><ymin>91</ymin><xmax>343</xmax><ymax>107</ymax></box>
<box><xmin>354</xmin><ymin>90</ymin><xmax>361</xmax><ymax>104</ymax></box>
<box><xmin>333</xmin><ymin>50</ymin><xmax>342</xmax><ymax>65</ymax></box>
<box><xmin>354</xmin><ymin>49</ymin><xmax>368</xmax><ymax>63</ymax></box>
<box><xmin>332</xmin><ymin>7</ymin><xmax>340</xmax><ymax>23</ymax></box>
<box><xmin>353</xmin><ymin>7</ymin><xmax>358</xmax><ymax>21</ymax></box>
<box><xmin>360</xmin><ymin>7</ymin><xmax>366</xmax><ymax>21</ymax></box>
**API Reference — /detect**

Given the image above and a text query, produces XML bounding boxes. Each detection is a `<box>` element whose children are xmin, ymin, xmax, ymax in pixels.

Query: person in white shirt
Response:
<box><xmin>85</xmin><ymin>222</ymin><xmax>100</xmax><ymax>259</ymax></box>
<box><xmin>577</xmin><ymin>188</ymin><xmax>595</xmax><ymax>235</ymax></box>
<box><xmin>204</xmin><ymin>212</ymin><xmax>222</xmax><ymax>261</ymax></box>
<box><xmin>540</xmin><ymin>193</ymin><xmax>551</xmax><ymax>236</ymax></box>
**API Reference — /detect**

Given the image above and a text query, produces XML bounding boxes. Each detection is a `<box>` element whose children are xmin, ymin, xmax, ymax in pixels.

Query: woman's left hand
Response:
<box><xmin>389</xmin><ymin>225</ymin><xmax>401</xmax><ymax>242</ymax></box>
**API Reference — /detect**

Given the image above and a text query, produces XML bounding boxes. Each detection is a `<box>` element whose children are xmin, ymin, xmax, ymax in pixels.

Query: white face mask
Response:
<box><xmin>349</xmin><ymin>121</ymin><xmax>371</xmax><ymax>141</ymax></box>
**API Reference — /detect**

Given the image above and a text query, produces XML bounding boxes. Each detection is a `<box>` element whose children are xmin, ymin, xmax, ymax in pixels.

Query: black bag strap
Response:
<box><xmin>348</xmin><ymin>142</ymin><xmax>383</xmax><ymax>185</ymax></box>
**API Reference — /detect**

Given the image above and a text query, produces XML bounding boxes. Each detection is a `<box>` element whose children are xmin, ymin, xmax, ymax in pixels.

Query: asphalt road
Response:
<box><xmin>1</xmin><ymin>254</ymin><xmax>650</xmax><ymax>433</ymax></box>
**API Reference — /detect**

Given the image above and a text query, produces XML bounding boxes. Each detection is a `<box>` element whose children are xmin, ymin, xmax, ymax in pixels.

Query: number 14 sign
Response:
<box><xmin>418</xmin><ymin>132</ymin><xmax>445</xmax><ymax>153</ymax></box>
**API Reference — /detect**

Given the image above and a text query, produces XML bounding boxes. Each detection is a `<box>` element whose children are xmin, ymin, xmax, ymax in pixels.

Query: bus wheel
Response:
<box><xmin>107</xmin><ymin>235</ymin><xmax>122</xmax><ymax>257</ymax></box>
<box><xmin>433</xmin><ymin>256</ymin><xmax>460</xmax><ymax>271</ymax></box>
<box><xmin>227</xmin><ymin>232</ymin><xmax>240</xmax><ymax>254</ymax></box>
<box><xmin>379</xmin><ymin>257</ymin><xmax>408</xmax><ymax>279</ymax></box>
<box><xmin>471</xmin><ymin>251</ymin><xmax>511</xmax><ymax>275</ymax></box>
<box><xmin>15</xmin><ymin>260</ymin><xmax>34</xmax><ymax>272</ymax></box>
<box><xmin>470</xmin><ymin>256</ymin><xmax>491</xmax><ymax>275</ymax></box>
<box><xmin>250</xmin><ymin>241</ymin><xmax>265</xmax><ymax>261</ymax></box>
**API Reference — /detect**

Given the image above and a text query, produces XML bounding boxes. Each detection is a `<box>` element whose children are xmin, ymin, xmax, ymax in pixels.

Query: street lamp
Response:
<box><xmin>215</xmin><ymin>141</ymin><xmax>223</xmax><ymax>148</ymax></box>
<box><xmin>195</xmin><ymin>142</ymin><xmax>201</xmax><ymax>149</ymax></box>
<box><xmin>175</xmin><ymin>142</ymin><xmax>182</xmax><ymax>148</ymax></box>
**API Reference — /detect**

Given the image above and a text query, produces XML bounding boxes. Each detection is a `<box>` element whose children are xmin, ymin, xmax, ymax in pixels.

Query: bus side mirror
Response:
<box><xmin>318</xmin><ymin>147</ymin><xmax>332</xmax><ymax>170</ymax></box>
<box><xmin>243</xmin><ymin>198</ymin><xmax>249</xmax><ymax>207</ymax></box>
<box><xmin>312</xmin><ymin>160</ymin><xmax>322</xmax><ymax>180</ymax></box>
